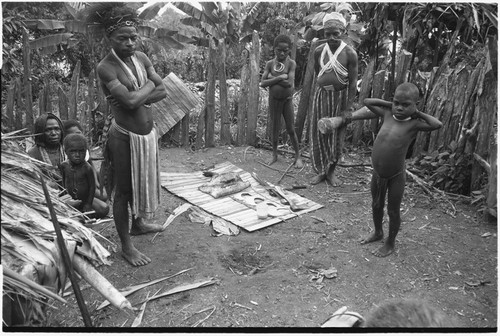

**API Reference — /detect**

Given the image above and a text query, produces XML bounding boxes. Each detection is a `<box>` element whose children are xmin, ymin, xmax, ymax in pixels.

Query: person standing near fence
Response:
<box><xmin>260</xmin><ymin>34</ymin><xmax>304</xmax><ymax>169</ymax></box>
<box><xmin>92</xmin><ymin>4</ymin><xmax>167</xmax><ymax>266</ymax></box>
<box><xmin>309</xmin><ymin>12</ymin><xmax>359</xmax><ymax>186</ymax></box>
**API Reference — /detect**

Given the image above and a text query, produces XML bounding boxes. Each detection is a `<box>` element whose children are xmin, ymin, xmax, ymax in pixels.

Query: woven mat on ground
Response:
<box><xmin>160</xmin><ymin>161</ymin><xmax>323</xmax><ymax>232</ymax></box>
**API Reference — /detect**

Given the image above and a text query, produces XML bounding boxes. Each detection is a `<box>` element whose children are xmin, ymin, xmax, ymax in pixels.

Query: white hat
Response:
<box><xmin>322</xmin><ymin>11</ymin><xmax>346</xmax><ymax>29</ymax></box>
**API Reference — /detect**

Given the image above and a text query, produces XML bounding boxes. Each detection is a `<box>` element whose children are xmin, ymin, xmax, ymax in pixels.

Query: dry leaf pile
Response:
<box><xmin>1</xmin><ymin>134</ymin><xmax>113</xmax><ymax>325</ymax></box>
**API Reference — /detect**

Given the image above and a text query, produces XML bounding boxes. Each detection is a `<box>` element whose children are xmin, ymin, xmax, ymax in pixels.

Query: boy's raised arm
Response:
<box><xmin>414</xmin><ymin>111</ymin><xmax>443</xmax><ymax>131</ymax></box>
<box><xmin>363</xmin><ymin>98</ymin><xmax>392</xmax><ymax>117</ymax></box>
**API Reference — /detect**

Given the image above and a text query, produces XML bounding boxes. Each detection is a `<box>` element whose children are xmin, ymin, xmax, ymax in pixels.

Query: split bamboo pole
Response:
<box><xmin>22</xmin><ymin>28</ymin><xmax>33</xmax><ymax>129</ymax></box>
<box><xmin>39</xmin><ymin>174</ymin><xmax>92</xmax><ymax>327</ymax></box>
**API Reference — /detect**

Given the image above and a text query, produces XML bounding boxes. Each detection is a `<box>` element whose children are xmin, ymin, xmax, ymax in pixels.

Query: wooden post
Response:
<box><xmin>218</xmin><ymin>41</ymin><xmax>231</xmax><ymax>145</ymax></box>
<box><xmin>15</xmin><ymin>78</ymin><xmax>23</xmax><ymax>130</ymax></box>
<box><xmin>22</xmin><ymin>28</ymin><xmax>34</xmax><ymax>130</ymax></box>
<box><xmin>58</xmin><ymin>86</ymin><xmax>69</xmax><ymax>121</ymax></box>
<box><xmin>247</xmin><ymin>31</ymin><xmax>260</xmax><ymax>146</ymax></box>
<box><xmin>172</xmin><ymin>122</ymin><xmax>181</xmax><ymax>145</ymax></box>
<box><xmin>471</xmin><ymin>50</ymin><xmax>497</xmax><ymax>192</ymax></box>
<box><xmin>351</xmin><ymin>58</ymin><xmax>375</xmax><ymax>145</ymax></box>
<box><xmin>291</xmin><ymin>32</ymin><xmax>298</xmax><ymax>61</ymax></box>
<box><xmin>205</xmin><ymin>42</ymin><xmax>216</xmax><ymax>147</ymax></box>
<box><xmin>370</xmin><ymin>70</ymin><xmax>386</xmax><ymax>137</ymax></box>
<box><xmin>394</xmin><ymin>49</ymin><xmax>413</xmax><ymax>87</ymax></box>
<box><xmin>181</xmin><ymin>112</ymin><xmax>190</xmax><ymax>148</ymax></box>
<box><xmin>295</xmin><ymin>39</ymin><xmax>320</xmax><ymax>141</ymax></box>
<box><xmin>196</xmin><ymin>107</ymin><xmax>206</xmax><ymax>149</ymax></box>
<box><xmin>69</xmin><ymin>60</ymin><xmax>81</xmax><ymax>121</ymax></box>
<box><xmin>85</xmin><ymin>70</ymin><xmax>96</xmax><ymax>135</ymax></box>
<box><xmin>486</xmin><ymin>139</ymin><xmax>497</xmax><ymax>220</ymax></box>
<box><xmin>5</xmin><ymin>79</ymin><xmax>16</xmax><ymax>132</ymax></box>
<box><xmin>236</xmin><ymin>49</ymin><xmax>250</xmax><ymax>146</ymax></box>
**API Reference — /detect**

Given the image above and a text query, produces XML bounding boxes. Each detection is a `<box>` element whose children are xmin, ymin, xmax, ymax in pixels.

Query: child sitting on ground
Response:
<box><xmin>260</xmin><ymin>34</ymin><xmax>303</xmax><ymax>169</ymax></box>
<box><xmin>319</xmin><ymin>83</ymin><xmax>442</xmax><ymax>257</ymax></box>
<box><xmin>60</xmin><ymin>133</ymin><xmax>109</xmax><ymax>218</ymax></box>
<box><xmin>63</xmin><ymin>119</ymin><xmax>108</xmax><ymax>202</ymax></box>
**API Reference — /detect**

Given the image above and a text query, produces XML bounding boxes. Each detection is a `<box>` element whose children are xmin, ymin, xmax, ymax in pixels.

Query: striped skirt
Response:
<box><xmin>309</xmin><ymin>86</ymin><xmax>347</xmax><ymax>176</ymax></box>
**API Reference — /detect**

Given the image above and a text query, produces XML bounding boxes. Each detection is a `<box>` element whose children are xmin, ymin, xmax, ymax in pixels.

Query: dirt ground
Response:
<box><xmin>44</xmin><ymin>145</ymin><xmax>497</xmax><ymax>329</ymax></box>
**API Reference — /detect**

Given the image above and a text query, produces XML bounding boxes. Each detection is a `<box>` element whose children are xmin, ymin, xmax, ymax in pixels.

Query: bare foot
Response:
<box><xmin>294</xmin><ymin>158</ymin><xmax>304</xmax><ymax>169</ymax></box>
<box><xmin>130</xmin><ymin>218</ymin><xmax>164</xmax><ymax>235</ymax></box>
<box><xmin>360</xmin><ymin>231</ymin><xmax>383</xmax><ymax>244</ymax></box>
<box><xmin>121</xmin><ymin>246</ymin><xmax>151</xmax><ymax>266</ymax></box>
<box><xmin>310</xmin><ymin>174</ymin><xmax>326</xmax><ymax>185</ymax></box>
<box><xmin>326</xmin><ymin>174</ymin><xmax>342</xmax><ymax>186</ymax></box>
<box><xmin>371</xmin><ymin>242</ymin><xmax>395</xmax><ymax>257</ymax></box>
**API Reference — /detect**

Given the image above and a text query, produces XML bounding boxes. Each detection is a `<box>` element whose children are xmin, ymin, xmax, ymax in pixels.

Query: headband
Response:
<box><xmin>322</xmin><ymin>12</ymin><xmax>346</xmax><ymax>29</ymax></box>
<box><xmin>105</xmin><ymin>15</ymin><xmax>139</xmax><ymax>36</ymax></box>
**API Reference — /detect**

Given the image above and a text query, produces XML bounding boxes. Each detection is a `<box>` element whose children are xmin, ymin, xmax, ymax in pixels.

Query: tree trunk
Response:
<box><xmin>22</xmin><ymin>28</ymin><xmax>33</xmax><ymax>129</ymax></box>
<box><xmin>218</xmin><ymin>41</ymin><xmax>231</xmax><ymax>145</ymax></box>
<box><xmin>205</xmin><ymin>42</ymin><xmax>217</xmax><ymax>147</ymax></box>
<box><xmin>236</xmin><ymin>51</ymin><xmax>250</xmax><ymax>146</ymax></box>
<box><xmin>295</xmin><ymin>39</ymin><xmax>320</xmax><ymax>141</ymax></box>
<box><xmin>247</xmin><ymin>31</ymin><xmax>260</xmax><ymax>146</ymax></box>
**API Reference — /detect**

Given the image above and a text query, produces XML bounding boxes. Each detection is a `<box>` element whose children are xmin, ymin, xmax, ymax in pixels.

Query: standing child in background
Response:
<box><xmin>359</xmin><ymin>83</ymin><xmax>442</xmax><ymax>257</ymax></box>
<box><xmin>63</xmin><ymin>120</ymin><xmax>108</xmax><ymax>203</ymax></box>
<box><xmin>60</xmin><ymin>133</ymin><xmax>110</xmax><ymax>218</ymax></box>
<box><xmin>260</xmin><ymin>34</ymin><xmax>303</xmax><ymax>169</ymax></box>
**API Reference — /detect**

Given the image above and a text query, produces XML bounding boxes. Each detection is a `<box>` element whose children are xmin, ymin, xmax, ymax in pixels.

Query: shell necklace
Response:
<box><xmin>393</xmin><ymin>115</ymin><xmax>412</xmax><ymax>122</ymax></box>
<box><xmin>273</xmin><ymin>57</ymin><xmax>287</xmax><ymax>73</ymax></box>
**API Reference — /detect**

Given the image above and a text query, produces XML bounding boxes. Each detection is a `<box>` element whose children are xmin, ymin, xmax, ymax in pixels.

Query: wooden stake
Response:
<box><xmin>39</xmin><ymin>174</ymin><xmax>92</xmax><ymax>327</ymax></box>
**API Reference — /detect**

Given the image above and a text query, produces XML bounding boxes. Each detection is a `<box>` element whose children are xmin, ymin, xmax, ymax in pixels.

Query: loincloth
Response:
<box><xmin>372</xmin><ymin>168</ymin><xmax>406</xmax><ymax>208</ymax></box>
<box><xmin>103</xmin><ymin>121</ymin><xmax>160</xmax><ymax>219</ymax></box>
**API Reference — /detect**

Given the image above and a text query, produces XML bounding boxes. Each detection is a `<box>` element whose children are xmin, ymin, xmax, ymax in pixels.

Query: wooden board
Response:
<box><xmin>161</xmin><ymin>161</ymin><xmax>323</xmax><ymax>232</ymax></box>
<box><xmin>151</xmin><ymin>72</ymin><xmax>200</xmax><ymax>137</ymax></box>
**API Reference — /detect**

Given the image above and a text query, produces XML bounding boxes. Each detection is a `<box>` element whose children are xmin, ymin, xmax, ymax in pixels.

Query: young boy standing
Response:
<box><xmin>360</xmin><ymin>83</ymin><xmax>442</xmax><ymax>257</ymax></box>
<box><xmin>260</xmin><ymin>34</ymin><xmax>303</xmax><ymax>169</ymax></box>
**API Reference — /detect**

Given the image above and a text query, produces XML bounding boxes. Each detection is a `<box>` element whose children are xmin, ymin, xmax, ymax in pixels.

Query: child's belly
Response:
<box><xmin>372</xmin><ymin>141</ymin><xmax>407</xmax><ymax>178</ymax></box>
<box><xmin>270</xmin><ymin>85</ymin><xmax>293</xmax><ymax>99</ymax></box>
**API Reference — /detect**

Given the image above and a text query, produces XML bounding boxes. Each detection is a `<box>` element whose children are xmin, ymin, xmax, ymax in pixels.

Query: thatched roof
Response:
<box><xmin>1</xmin><ymin>132</ymin><xmax>113</xmax><ymax>325</ymax></box>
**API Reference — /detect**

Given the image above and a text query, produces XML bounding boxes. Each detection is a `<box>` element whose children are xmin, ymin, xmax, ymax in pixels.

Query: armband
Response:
<box><xmin>106</xmin><ymin>79</ymin><xmax>122</xmax><ymax>92</ymax></box>
<box><xmin>344</xmin><ymin>111</ymin><xmax>353</xmax><ymax>125</ymax></box>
